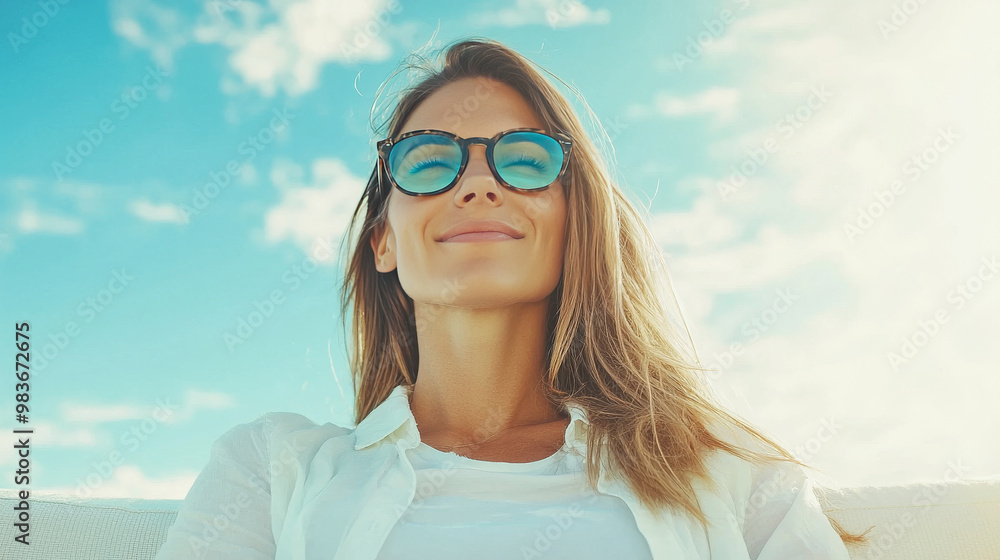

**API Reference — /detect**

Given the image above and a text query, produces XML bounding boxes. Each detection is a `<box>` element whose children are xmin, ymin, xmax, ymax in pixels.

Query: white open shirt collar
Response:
<box><xmin>353</xmin><ymin>383</ymin><xmax>591</xmax><ymax>454</ymax></box>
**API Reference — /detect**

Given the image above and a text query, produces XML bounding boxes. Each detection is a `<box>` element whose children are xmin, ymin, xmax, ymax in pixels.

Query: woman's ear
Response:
<box><xmin>370</xmin><ymin>222</ymin><xmax>397</xmax><ymax>273</ymax></box>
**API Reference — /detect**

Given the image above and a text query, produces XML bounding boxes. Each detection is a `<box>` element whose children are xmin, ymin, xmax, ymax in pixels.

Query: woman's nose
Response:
<box><xmin>454</xmin><ymin>145</ymin><xmax>503</xmax><ymax>202</ymax></box>
<box><xmin>461</xmin><ymin>144</ymin><xmax>494</xmax><ymax>181</ymax></box>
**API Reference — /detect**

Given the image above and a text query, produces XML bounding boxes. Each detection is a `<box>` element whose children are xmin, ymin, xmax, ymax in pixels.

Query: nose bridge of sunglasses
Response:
<box><xmin>463</xmin><ymin>140</ymin><xmax>493</xmax><ymax>169</ymax></box>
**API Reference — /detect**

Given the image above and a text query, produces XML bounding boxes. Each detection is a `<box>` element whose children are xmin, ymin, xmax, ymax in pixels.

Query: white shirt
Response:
<box><xmin>154</xmin><ymin>383</ymin><xmax>851</xmax><ymax>559</ymax></box>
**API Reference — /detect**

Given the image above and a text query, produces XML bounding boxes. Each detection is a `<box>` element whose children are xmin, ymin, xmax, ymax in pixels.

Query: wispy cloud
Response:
<box><xmin>59</xmin><ymin>389</ymin><xmax>236</xmax><ymax>425</ymax></box>
<box><xmin>110</xmin><ymin>0</ymin><xmax>189</xmax><ymax>71</ymax></box>
<box><xmin>60</xmin><ymin>402</ymin><xmax>154</xmax><ymax>424</ymax></box>
<box><xmin>628</xmin><ymin>87</ymin><xmax>742</xmax><ymax>125</ymax></box>
<box><xmin>42</xmin><ymin>465</ymin><xmax>198</xmax><ymax>499</ymax></box>
<box><xmin>25</xmin><ymin>421</ymin><xmax>99</xmax><ymax>448</ymax></box>
<box><xmin>182</xmin><ymin>389</ymin><xmax>238</xmax><ymax>412</ymax></box>
<box><xmin>469</xmin><ymin>0</ymin><xmax>611</xmax><ymax>28</ymax></box>
<box><xmin>648</xmin><ymin>189</ymin><xmax>742</xmax><ymax>251</ymax></box>
<box><xmin>14</xmin><ymin>202</ymin><xmax>85</xmax><ymax>235</ymax></box>
<box><xmin>128</xmin><ymin>198</ymin><xmax>187</xmax><ymax>224</ymax></box>
<box><xmin>1</xmin><ymin>179</ymin><xmax>104</xmax><ymax>247</ymax></box>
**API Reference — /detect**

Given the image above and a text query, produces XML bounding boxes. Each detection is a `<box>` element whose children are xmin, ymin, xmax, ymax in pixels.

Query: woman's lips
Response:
<box><xmin>441</xmin><ymin>231</ymin><xmax>518</xmax><ymax>242</ymax></box>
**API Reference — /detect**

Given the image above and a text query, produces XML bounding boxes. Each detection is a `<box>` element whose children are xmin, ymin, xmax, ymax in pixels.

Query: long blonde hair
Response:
<box><xmin>338</xmin><ymin>36</ymin><xmax>870</xmax><ymax>546</ymax></box>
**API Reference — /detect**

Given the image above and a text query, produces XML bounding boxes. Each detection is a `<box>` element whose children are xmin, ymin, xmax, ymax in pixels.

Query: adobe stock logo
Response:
<box><xmin>888</xmin><ymin>254</ymin><xmax>998</xmax><ymax>372</ymax></box>
<box><xmin>75</xmin><ymin>397</ymin><xmax>178</xmax><ymax>498</ymax></box>
<box><xmin>717</xmin><ymin>85</ymin><xmax>833</xmax><ymax>201</ymax></box>
<box><xmin>180</xmin><ymin>104</ymin><xmax>295</xmax><ymax>222</ymax></box>
<box><xmin>844</xmin><ymin>126</ymin><xmax>958</xmax><ymax>243</ymax></box>
<box><xmin>668</xmin><ymin>0</ymin><xmax>751</xmax><ymax>72</ymax></box>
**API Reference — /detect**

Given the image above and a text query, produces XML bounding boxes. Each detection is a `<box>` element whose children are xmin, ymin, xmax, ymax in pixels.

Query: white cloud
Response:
<box><xmin>657</xmin><ymin>0</ymin><xmax>1000</xmax><ymax>486</ymax></box>
<box><xmin>60</xmin><ymin>402</ymin><xmax>159</xmax><ymax>423</ymax></box>
<box><xmin>661</xmin><ymin>88</ymin><xmax>741</xmax><ymax>122</ymax></box>
<box><xmin>60</xmin><ymin>390</ymin><xmax>236</xmax><ymax>425</ymax></box>
<box><xmin>1</xmin><ymin>181</ymin><xmax>103</xmax><ymax>244</ymax></box>
<box><xmin>629</xmin><ymin>87</ymin><xmax>742</xmax><ymax>125</ymax></box>
<box><xmin>182</xmin><ymin>388</ymin><xmax>237</xmax><ymax>412</ymax></box>
<box><xmin>470</xmin><ymin>0</ymin><xmax>611</xmax><ymax>28</ymax></box>
<box><xmin>128</xmin><ymin>198</ymin><xmax>188</xmax><ymax>224</ymax></box>
<box><xmin>111</xmin><ymin>0</ymin><xmax>401</xmax><ymax>97</ymax></box>
<box><xmin>15</xmin><ymin>202</ymin><xmax>84</xmax><ymax>235</ymax></box>
<box><xmin>648</xmin><ymin>191</ymin><xmax>742</xmax><ymax>250</ymax></box>
<box><xmin>17</xmin><ymin>421</ymin><xmax>99</xmax><ymax>449</ymax></box>
<box><xmin>262</xmin><ymin>157</ymin><xmax>367</xmax><ymax>264</ymax></box>
<box><xmin>42</xmin><ymin>465</ymin><xmax>198</xmax><ymax>499</ymax></box>
<box><xmin>109</xmin><ymin>0</ymin><xmax>189</xmax><ymax>71</ymax></box>
<box><xmin>193</xmin><ymin>0</ymin><xmax>398</xmax><ymax>96</ymax></box>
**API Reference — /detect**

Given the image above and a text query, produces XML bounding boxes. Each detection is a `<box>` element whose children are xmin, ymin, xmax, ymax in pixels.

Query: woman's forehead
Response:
<box><xmin>399</xmin><ymin>79</ymin><xmax>545</xmax><ymax>137</ymax></box>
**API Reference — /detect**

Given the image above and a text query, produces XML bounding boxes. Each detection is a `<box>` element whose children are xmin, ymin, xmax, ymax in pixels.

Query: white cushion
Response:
<box><xmin>0</xmin><ymin>490</ymin><xmax>180</xmax><ymax>560</ymax></box>
<box><xmin>2</xmin><ymin>479</ymin><xmax>998</xmax><ymax>559</ymax></box>
<box><xmin>820</xmin><ymin>478</ymin><xmax>1000</xmax><ymax>560</ymax></box>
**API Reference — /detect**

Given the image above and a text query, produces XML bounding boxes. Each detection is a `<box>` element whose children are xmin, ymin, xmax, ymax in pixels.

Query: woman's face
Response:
<box><xmin>371</xmin><ymin>77</ymin><xmax>568</xmax><ymax>308</ymax></box>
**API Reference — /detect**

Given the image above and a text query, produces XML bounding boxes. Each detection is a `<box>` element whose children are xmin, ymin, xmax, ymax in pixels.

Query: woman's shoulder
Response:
<box><xmin>695</xmin><ymin>419</ymin><xmax>850</xmax><ymax>558</ymax></box>
<box><xmin>264</xmin><ymin>410</ymin><xmax>354</xmax><ymax>438</ymax></box>
<box><xmin>211</xmin><ymin>411</ymin><xmax>357</xmax><ymax>462</ymax></box>
<box><xmin>263</xmin><ymin>411</ymin><xmax>356</xmax><ymax>449</ymax></box>
<box><xmin>695</xmin><ymin>417</ymin><xmax>811</xmax><ymax>508</ymax></box>
<box><xmin>214</xmin><ymin>410</ymin><xmax>345</xmax><ymax>434</ymax></box>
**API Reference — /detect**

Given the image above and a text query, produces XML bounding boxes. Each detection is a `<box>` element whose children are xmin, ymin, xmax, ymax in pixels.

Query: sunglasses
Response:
<box><xmin>375</xmin><ymin>127</ymin><xmax>573</xmax><ymax>197</ymax></box>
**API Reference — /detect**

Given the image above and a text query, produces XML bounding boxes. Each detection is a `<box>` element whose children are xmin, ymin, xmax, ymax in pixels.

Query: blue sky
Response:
<box><xmin>1</xmin><ymin>0</ymin><xmax>998</xmax><ymax>499</ymax></box>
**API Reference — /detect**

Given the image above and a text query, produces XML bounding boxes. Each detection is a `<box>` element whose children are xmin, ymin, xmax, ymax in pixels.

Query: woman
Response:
<box><xmin>156</xmin><ymin>38</ymin><xmax>871</xmax><ymax>559</ymax></box>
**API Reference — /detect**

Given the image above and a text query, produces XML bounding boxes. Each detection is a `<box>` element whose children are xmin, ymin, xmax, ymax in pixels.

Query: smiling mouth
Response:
<box><xmin>441</xmin><ymin>231</ymin><xmax>519</xmax><ymax>242</ymax></box>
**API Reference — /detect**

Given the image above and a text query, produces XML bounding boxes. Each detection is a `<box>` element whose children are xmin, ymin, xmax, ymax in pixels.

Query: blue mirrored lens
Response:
<box><xmin>388</xmin><ymin>134</ymin><xmax>462</xmax><ymax>194</ymax></box>
<box><xmin>494</xmin><ymin>132</ymin><xmax>564</xmax><ymax>190</ymax></box>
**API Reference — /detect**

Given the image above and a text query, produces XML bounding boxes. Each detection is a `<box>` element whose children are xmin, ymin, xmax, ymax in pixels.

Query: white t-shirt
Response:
<box><xmin>377</xmin><ymin>440</ymin><xmax>653</xmax><ymax>559</ymax></box>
